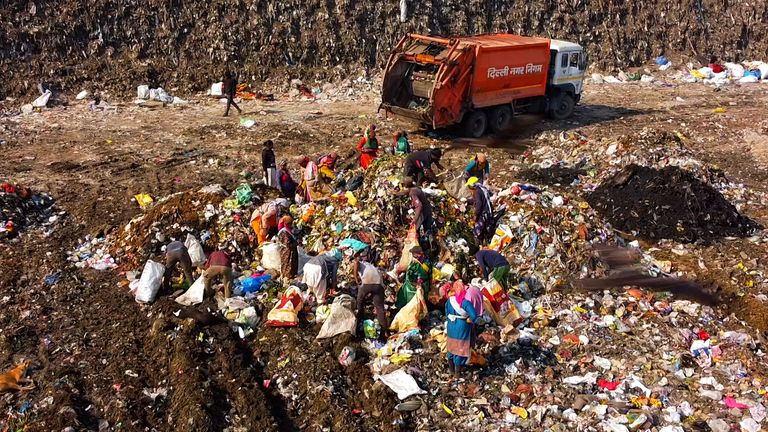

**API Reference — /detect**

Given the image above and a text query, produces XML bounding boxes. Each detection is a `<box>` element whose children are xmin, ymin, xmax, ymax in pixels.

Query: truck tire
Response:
<box><xmin>462</xmin><ymin>110</ymin><xmax>487</xmax><ymax>138</ymax></box>
<box><xmin>549</xmin><ymin>93</ymin><xmax>575</xmax><ymax>120</ymax></box>
<box><xmin>489</xmin><ymin>106</ymin><xmax>513</xmax><ymax>133</ymax></box>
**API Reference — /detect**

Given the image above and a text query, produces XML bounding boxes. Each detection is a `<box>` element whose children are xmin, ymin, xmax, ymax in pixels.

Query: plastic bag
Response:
<box><xmin>376</xmin><ymin>369</ymin><xmax>427</xmax><ymax>400</ymax></box>
<box><xmin>261</xmin><ymin>242</ymin><xmax>282</xmax><ymax>270</ymax></box>
<box><xmin>389</xmin><ymin>287</ymin><xmax>427</xmax><ymax>333</ymax></box>
<box><xmin>175</xmin><ymin>276</ymin><xmax>205</xmax><ymax>306</ymax></box>
<box><xmin>137</xmin><ymin>85</ymin><xmax>150</xmax><ymax>99</ymax></box>
<box><xmin>316</xmin><ymin>294</ymin><xmax>356</xmax><ymax>339</ymax></box>
<box><xmin>241</xmin><ymin>274</ymin><xmax>271</xmax><ymax>295</ymax></box>
<box><xmin>184</xmin><ymin>234</ymin><xmax>206</xmax><ymax>267</ymax></box>
<box><xmin>210</xmin><ymin>82</ymin><xmax>223</xmax><ymax>96</ymax></box>
<box><xmin>266</xmin><ymin>286</ymin><xmax>304</xmax><ymax>327</ymax></box>
<box><xmin>135</xmin><ymin>260</ymin><xmax>165</xmax><ymax>303</ymax></box>
<box><xmin>235</xmin><ymin>184</ymin><xmax>252</xmax><ymax>205</ymax></box>
<box><xmin>32</xmin><ymin>90</ymin><xmax>51</xmax><ymax>108</ymax></box>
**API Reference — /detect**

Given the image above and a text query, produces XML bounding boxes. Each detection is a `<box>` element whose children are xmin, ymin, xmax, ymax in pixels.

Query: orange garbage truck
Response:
<box><xmin>380</xmin><ymin>33</ymin><xmax>587</xmax><ymax>137</ymax></box>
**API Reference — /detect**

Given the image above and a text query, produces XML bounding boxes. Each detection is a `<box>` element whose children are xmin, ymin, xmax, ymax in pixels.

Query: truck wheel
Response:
<box><xmin>549</xmin><ymin>93</ymin><xmax>575</xmax><ymax>120</ymax></box>
<box><xmin>462</xmin><ymin>111</ymin><xmax>487</xmax><ymax>138</ymax></box>
<box><xmin>489</xmin><ymin>106</ymin><xmax>513</xmax><ymax>133</ymax></box>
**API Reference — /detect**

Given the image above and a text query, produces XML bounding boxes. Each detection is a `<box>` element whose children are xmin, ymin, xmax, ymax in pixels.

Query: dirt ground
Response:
<box><xmin>2</xmin><ymin>79</ymin><xmax>768</xmax><ymax>430</ymax></box>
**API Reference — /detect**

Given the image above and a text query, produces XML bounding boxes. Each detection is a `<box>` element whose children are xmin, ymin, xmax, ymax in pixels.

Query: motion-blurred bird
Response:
<box><xmin>573</xmin><ymin>243</ymin><xmax>718</xmax><ymax>306</ymax></box>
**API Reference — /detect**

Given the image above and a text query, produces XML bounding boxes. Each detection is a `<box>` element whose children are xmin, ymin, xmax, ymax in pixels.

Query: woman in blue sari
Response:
<box><xmin>445</xmin><ymin>281</ymin><xmax>479</xmax><ymax>377</ymax></box>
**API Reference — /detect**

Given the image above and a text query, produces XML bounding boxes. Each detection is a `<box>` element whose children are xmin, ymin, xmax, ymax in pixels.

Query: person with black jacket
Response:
<box><xmin>223</xmin><ymin>70</ymin><xmax>242</xmax><ymax>117</ymax></box>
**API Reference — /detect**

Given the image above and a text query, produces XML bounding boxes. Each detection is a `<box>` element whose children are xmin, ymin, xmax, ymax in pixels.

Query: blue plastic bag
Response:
<box><xmin>241</xmin><ymin>274</ymin><xmax>272</xmax><ymax>294</ymax></box>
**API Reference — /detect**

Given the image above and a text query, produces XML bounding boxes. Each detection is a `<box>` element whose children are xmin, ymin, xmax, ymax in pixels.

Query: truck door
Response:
<box><xmin>568</xmin><ymin>52</ymin><xmax>585</xmax><ymax>93</ymax></box>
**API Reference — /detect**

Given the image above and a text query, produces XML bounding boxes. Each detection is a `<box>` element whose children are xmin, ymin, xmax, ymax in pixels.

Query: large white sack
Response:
<box><xmin>135</xmin><ymin>260</ymin><xmax>165</xmax><ymax>303</ymax></box>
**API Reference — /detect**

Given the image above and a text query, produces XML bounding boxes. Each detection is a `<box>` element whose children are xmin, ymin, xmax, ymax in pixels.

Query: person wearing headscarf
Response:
<box><xmin>250</xmin><ymin>198</ymin><xmax>290</xmax><ymax>245</ymax></box>
<box><xmin>317</xmin><ymin>152</ymin><xmax>338</xmax><ymax>183</ymax></box>
<box><xmin>392</xmin><ymin>131</ymin><xmax>411</xmax><ymax>156</ymax></box>
<box><xmin>466</xmin><ymin>176</ymin><xmax>494</xmax><ymax>244</ymax></box>
<box><xmin>297</xmin><ymin>156</ymin><xmax>318</xmax><ymax>202</ymax></box>
<box><xmin>277</xmin><ymin>160</ymin><xmax>297</xmax><ymax>199</ymax></box>
<box><xmin>302</xmin><ymin>248</ymin><xmax>342</xmax><ymax>304</ymax></box>
<box><xmin>356</xmin><ymin>124</ymin><xmax>379</xmax><ymax>169</ymax></box>
<box><xmin>464</xmin><ymin>153</ymin><xmax>490</xmax><ymax>184</ymax></box>
<box><xmin>445</xmin><ymin>279</ymin><xmax>479</xmax><ymax>377</ymax></box>
<box><xmin>277</xmin><ymin>216</ymin><xmax>299</xmax><ymax>280</ymax></box>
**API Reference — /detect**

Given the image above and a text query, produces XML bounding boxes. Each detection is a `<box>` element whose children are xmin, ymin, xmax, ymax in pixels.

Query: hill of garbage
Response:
<box><xmin>3</xmin><ymin>0</ymin><xmax>768</xmax><ymax>97</ymax></box>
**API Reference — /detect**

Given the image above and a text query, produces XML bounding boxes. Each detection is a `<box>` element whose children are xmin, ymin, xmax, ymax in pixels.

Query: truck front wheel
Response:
<box><xmin>462</xmin><ymin>110</ymin><xmax>488</xmax><ymax>138</ymax></box>
<box><xmin>489</xmin><ymin>106</ymin><xmax>513</xmax><ymax>133</ymax></box>
<box><xmin>549</xmin><ymin>93</ymin><xmax>575</xmax><ymax>120</ymax></box>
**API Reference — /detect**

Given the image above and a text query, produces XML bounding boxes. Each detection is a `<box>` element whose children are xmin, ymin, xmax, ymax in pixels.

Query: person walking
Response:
<box><xmin>222</xmin><ymin>70</ymin><xmax>242</xmax><ymax>117</ymax></box>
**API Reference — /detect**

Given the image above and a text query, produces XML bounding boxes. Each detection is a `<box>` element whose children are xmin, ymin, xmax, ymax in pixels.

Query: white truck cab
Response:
<box><xmin>546</xmin><ymin>39</ymin><xmax>587</xmax><ymax>118</ymax></box>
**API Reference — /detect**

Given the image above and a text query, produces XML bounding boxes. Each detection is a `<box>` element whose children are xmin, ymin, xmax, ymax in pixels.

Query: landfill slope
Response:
<box><xmin>3</xmin><ymin>0</ymin><xmax>768</xmax><ymax>97</ymax></box>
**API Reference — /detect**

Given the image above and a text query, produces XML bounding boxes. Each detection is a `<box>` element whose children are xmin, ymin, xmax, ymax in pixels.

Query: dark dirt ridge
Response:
<box><xmin>587</xmin><ymin>164</ymin><xmax>762</xmax><ymax>243</ymax></box>
<box><xmin>3</xmin><ymin>0</ymin><xmax>768</xmax><ymax>97</ymax></box>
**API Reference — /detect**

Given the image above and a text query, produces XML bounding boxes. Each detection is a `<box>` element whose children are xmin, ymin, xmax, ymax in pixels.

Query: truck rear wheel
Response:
<box><xmin>462</xmin><ymin>110</ymin><xmax>487</xmax><ymax>138</ymax></box>
<box><xmin>489</xmin><ymin>106</ymin><xmax>513</xmax><ymax>133</ymax></box>
<box><xmin>549</xmin><ymin>93</ymin><xmax>575</xmax><ymax>120</ymax></box>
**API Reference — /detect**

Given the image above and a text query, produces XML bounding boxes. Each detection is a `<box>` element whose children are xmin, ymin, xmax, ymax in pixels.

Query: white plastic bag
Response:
<box><xmin>261</xmin><ymin>242</ymin><xmax>282</xmax><ymax>270</ymax></box>
<box><xmin>210</xmin><ymin>82</ymin><xmax>223</xmax><ymax>96</ymax></box>
<box><xmin>32</xmin><ymin>90</ymin><xmax>51</xmax><ymax>108</ymax></box>
<box><xmin>175</xmin><ymin>276</ymin><xmax>205</xmax><ymax>306</ymax></box>
<box><xmin>316</xmin><ymin>295</ymin><xmax>356</xmax><ymax>339</ymax></box>
<box><xmin>184</xmin><ymin>234</ymin><xmax>206</xmax><ymax>267</ymax></box>
<box><xmin>135</xmin><ymin>260</ymin><xmax>165</xmax><ymax>303</ymax></box>
<box><xmin>137</xmin><ymin>85</ymin><xmax>150</xmax><ymax>99</ymax></box>
<box><xmin>376</xmin><ymin>369</ymin><xmax>427</xmax><ymax>400</ymax></box>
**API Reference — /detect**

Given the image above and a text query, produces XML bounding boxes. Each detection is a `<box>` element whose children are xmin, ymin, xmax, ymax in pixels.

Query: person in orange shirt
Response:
<box><xmin>356</xmin><ymin>125</ymin><xmax>379</xmax><ymax>169</ymax></box>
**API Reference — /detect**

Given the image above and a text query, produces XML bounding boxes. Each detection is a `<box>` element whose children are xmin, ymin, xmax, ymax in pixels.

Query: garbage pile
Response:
<box><xmin>5</xmin><ymin>0</ymin><xmax>768</xmax><ymax>97</ymax></box>
<box><xmin>65</xmin><ymin>126</ymin><xmax>768</xmax><ymax>430</ymax></box>
<box><xmin>587</xmin><ymin>164</ymin><xmax>761</xmax><ymax>243</ymax></box>
<box><xmin>591</xmin><ymin>58</ymin><xmax>768</xmax><ymax>86</ymax></box>
<box><xmin>0</xmin><ymin>181</ymin><xmax>60</xmax><ymax>240</ymax></box>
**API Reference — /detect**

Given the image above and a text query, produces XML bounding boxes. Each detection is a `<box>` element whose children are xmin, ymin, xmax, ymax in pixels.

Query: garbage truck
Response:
<box><xmin>380</xmin><ymin>33</ymin><xmax>587</xmax><ymax>137</ymax></box>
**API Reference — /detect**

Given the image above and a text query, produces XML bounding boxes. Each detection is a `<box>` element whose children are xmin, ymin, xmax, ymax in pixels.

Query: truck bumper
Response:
<box><xmin>381</xmin><ymin>104</ymin><xmax>432</xmax><ymax>125</ymax></box>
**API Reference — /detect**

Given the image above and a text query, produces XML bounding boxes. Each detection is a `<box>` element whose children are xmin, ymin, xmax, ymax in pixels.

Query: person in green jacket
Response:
<box><xmin>392</xmin><ymin>131</ymin><xmax>411</xmax><ymax>156</ymax></box>
<box><xmin>397</xmin><ymin>246</ymin><xmax>431</xmax><ymax>308</ymax></box>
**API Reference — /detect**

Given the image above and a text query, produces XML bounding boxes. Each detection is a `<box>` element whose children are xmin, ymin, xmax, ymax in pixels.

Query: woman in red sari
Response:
<box><xmin>356</xmin><ymin>125</ymin><xmax>379</xmax><ymax>169</ymax></box>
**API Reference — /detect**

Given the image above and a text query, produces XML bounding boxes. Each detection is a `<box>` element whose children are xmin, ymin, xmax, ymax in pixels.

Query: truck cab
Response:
<box><xmin>547</xmin><ymin>40</ymin><xmax>587</xmax><ymax>118</ymax></box>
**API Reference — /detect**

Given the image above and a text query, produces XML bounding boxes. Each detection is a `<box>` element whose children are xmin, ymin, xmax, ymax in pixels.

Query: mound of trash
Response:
<box><xmin>587</xmin><ymin>164</ymin><xmax>761</xmax><ymax>243</ymax></box>
<box><xmin>0</xmin><ymin>181</ymin><xmax>60</xmax><ymax>240</ymax></box>
<box><xmin>4</xmin><ymin>1</ymin><xmax>768</xmax><ymax>97</ymax></box>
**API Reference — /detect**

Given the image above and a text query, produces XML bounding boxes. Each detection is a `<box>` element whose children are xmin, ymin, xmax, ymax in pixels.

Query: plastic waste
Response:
<box><xmin>316</xmin><ymin>294</ymin><xmax>356</xmax><ymax>339</ymax></box>
<box><xmin>376</xmin><ymin>368</ymin><xmax>427</xmax><ymax>400</ymax></box>
<box><xmin>32</xmin><ymin>90</ymin><xmax>51</xmax><ymax>108</ymax></box>
<box><xmin>261</xmin><ymin>242</ymin><xmax>282</xmax><ymax>270</ymax></box>
<box><xmin>338</xmin><ymin>346</ymin><xmax>355</xmax><ymax>366</ymax></box>
<box><xmin>184</xmin><ymin>234</ymin><xmax>206</xmax><ymax>267</ymax></box>
<box><xmin>175</xmin><ymin>276</ymin><xmax>205</xmax><ymax>306</ymax></box>
<box><xmin>137</xmin><ymin>85</ymin><xmax>150</xmax><ymax>99</ymax></box>
<box><xmin>134</xmin><ymin>260</ymin><xmax>165</xmax><ymax>303</ymax></box>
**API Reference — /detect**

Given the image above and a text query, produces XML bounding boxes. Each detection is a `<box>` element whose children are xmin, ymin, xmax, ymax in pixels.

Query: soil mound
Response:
<box><xmin>587</xmin><ymin>164</ymin><xmax>761</xmax><ymax>243</ymax></box>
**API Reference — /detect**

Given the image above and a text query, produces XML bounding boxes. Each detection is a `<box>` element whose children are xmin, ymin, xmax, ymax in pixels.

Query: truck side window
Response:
<box><xmin>560</xmin><ymin>54</ymin><xmax>568</xmax><ymax>68</ymax></box>
<box><xmin>569</xmin><ymin>53</ymin><xmax>579</xmax><ymax>68</ymax></box>
<box><xmin>579</xmin><ymin>53</ymin><xmax>587</xmax><ymax>70</ymax></box>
